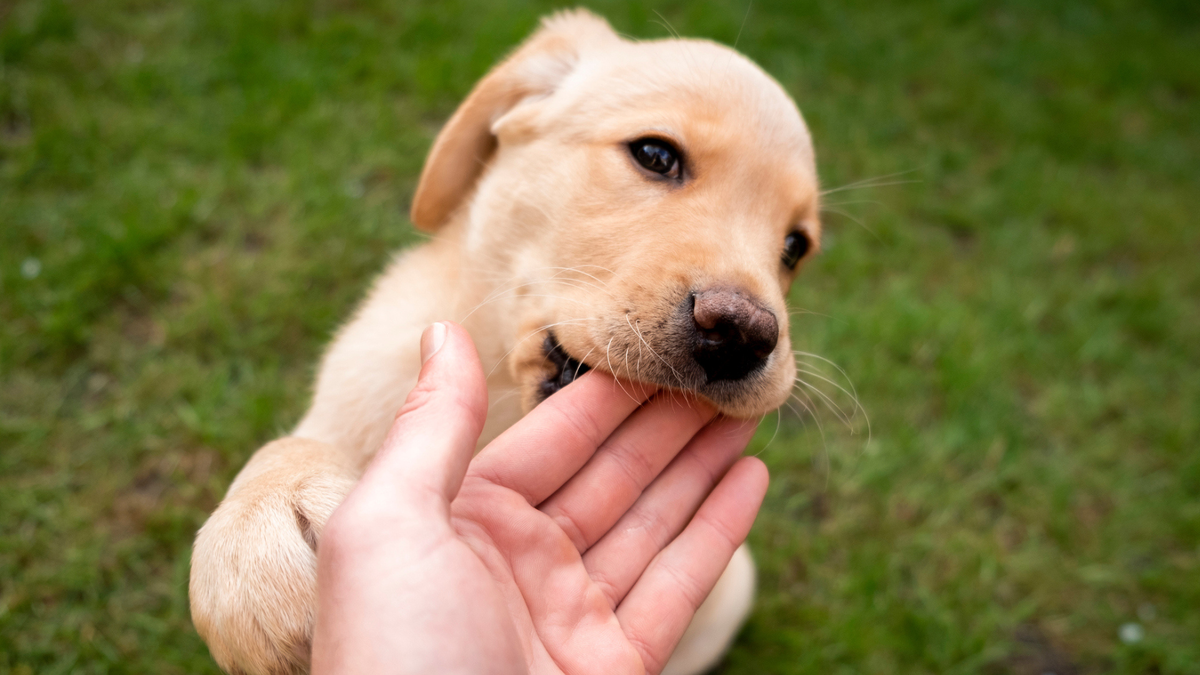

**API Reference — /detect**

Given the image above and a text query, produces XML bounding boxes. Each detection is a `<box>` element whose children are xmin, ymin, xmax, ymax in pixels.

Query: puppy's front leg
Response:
<box><xmin>190</xmin><ymin>437</ymin><xmax>357</xmax><ymax>675</ymax></box>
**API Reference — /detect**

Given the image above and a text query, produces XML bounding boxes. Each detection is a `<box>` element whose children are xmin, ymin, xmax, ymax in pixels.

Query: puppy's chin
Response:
<box><xmin>689</xmin><ymin>358</ymin><xmax>795</xmax><ymax>419</ymax></box>
<box><xmin>512</xmin><ymin>330</ymin><xmax>791</xmax><ymax>419</ymax></box>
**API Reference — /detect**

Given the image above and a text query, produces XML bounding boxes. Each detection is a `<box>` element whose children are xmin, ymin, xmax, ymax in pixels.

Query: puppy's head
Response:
<box><xmin>413</xmin><ymin>10</ymin><xmax>819</xmax><ymax>418</ymax></box>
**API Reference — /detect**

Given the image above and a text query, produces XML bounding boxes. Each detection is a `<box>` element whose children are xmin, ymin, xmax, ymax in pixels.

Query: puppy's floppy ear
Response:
<box><xmin>410</xmin><ymin>10</ymin><xmax>618</xmax><ymax>232</ymax></box>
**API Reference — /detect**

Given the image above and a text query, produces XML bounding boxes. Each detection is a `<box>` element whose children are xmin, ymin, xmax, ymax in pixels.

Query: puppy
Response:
<box><xmin>190</xmin><ymin>10</ymin><xmax>820</xmax><ymax>675</ymax></box>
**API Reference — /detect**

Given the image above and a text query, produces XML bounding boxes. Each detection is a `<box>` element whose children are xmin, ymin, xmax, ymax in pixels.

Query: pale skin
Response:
<box><xmin>311</xmin><ymin>322</ymin><xmax>769</xmax><ymax>675</ymax></box>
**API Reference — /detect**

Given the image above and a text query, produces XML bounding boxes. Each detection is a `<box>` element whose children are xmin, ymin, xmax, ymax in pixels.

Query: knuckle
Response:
<box><xmin>589</xmin><ymin>569</ymin><xmax>622</xmax><ymax>609</ymax></box>
<box><xmin>606</xmin><ymin>438</ymin><xmax>657</xmax><ymax>487</ymax></box>
<box><xmin>550</xmin><ymin>507</ymin><xmax>590</xmax><ymax>552</ymax></box>
<box><xmin>660</xmin><ymin>558</ymin><xmax>709</xmax><ymax>611</ymax></box>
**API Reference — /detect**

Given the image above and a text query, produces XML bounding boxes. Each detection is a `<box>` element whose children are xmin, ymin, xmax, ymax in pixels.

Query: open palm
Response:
<box><xmin>312</xmin><ymin>322</ymin><xmax>767</xmax><ymax>675</ymax></box>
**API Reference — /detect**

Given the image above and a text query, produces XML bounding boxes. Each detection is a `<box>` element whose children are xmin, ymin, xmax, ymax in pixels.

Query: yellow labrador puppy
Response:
<box><xmin>190</xmin><ymin>10</ymin><xmax>820</xmax><ymax>675</ymax></box>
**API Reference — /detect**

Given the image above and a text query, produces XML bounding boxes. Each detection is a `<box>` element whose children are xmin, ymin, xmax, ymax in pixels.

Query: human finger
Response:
<box><xmin>467</xmin><ymin>371</ymin><xmax>655</xmax><ymax>505</ymax></box>
<box><xmin>537</xmin><ymin>392</ymin><xmax>717</xmax><ymax>552</ymax></box>
<box><xmin>582</xmin><ymin>416</ymin><xmax>758</xmax><ymax>607</ymax></box>
<box><xmin>356</xmin><ymin>322</ymin><xmax>487</xmax><ymax>506</ymax></box>
<box><xmin>615</xmin><ymin>457</ymin><xmax>768</xmax><ymax>675</ymax></box>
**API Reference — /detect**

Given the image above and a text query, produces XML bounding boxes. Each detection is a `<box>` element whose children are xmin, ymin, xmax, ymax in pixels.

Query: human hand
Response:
<box><xmin>311</xmin><ymin>322</ymin><xmax>768</xmax><ymax>674</ymax></box>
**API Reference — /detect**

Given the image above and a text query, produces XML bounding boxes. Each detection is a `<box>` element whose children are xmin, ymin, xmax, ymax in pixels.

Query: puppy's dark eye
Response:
<box><xmin>782</xmin><ymin>231</ymin><xmax>810</xmax><ymax>269</ymax></box>
<box><xmin>629</xmin><ymin>138</ymin><xmax>681</xmax><ymax>178</ymax></box>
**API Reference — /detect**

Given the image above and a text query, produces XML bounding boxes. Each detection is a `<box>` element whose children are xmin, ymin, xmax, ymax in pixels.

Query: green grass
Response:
<box><xmin>1</xmin><ymin>0</ymin><xmax>1197</xmax><ymax>673</ymax></box>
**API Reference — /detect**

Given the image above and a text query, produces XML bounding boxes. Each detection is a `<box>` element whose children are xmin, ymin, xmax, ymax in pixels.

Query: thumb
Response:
<box><xmin>360</xmin><ymin>321</ymin><xmax>488</xmax><ymax>504</ymax></box>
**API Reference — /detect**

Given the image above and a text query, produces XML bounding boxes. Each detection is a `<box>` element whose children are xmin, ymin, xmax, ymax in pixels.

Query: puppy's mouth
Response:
<box><xmin>537</xmin><ymin>333</ymin><xmax>592</xmax><ymax>402</ymax></box>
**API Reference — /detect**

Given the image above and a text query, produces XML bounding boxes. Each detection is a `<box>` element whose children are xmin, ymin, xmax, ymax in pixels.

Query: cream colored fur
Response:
<box><xmin>190</xmin><ymin>10</ymin><xmax>820</xmax><ymax>675</ymax></box>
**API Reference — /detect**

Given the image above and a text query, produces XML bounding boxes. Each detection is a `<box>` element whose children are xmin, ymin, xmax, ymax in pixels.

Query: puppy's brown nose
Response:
<box><xmin>691</xmin><ymin>288</ymin><xmax>778</xmax><ymax>382</ymax></box>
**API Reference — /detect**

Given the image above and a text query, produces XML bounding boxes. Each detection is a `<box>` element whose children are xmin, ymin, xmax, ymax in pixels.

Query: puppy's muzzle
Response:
<box><xmin>537</xmin><ymin>288</ymin><xmax>779</xmax><ymax>404</ymax></box>
<box><xmin>690</xmin><ymin>288</ymin><xmax>778</xmax><ymax>382</ymax></box>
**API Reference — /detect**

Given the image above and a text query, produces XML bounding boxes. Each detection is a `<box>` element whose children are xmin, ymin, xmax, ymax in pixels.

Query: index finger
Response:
<box><xmin>466</xmin><ymin>371</ymin><xmax>656</xmax><ymax>505</ymax></box>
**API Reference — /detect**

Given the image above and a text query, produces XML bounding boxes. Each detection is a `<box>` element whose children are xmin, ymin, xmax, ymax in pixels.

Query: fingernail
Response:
<box><xmin>420</xmin><ymin>322</ymin><xmax>447</xmax><ymax>364</ymax></box>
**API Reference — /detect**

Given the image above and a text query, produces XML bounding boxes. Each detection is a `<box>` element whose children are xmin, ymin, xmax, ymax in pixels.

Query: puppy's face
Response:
<box><xmin>414</xmin><ymin>12</ymin><xmax>819</xmax><ymax>418</ymax></box>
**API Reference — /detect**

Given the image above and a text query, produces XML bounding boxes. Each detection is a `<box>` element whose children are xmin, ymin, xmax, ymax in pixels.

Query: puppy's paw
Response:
<box><xmin>190</xmin><ymin>438</ymin><xmax>355</xmax><ymax>675</ymax></box>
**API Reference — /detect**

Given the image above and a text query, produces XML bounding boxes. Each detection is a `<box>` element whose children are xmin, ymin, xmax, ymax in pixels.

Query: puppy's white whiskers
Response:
<box><xmin>789</xmin><ymin>390</ymin><xmax>827</xmax><ymax>447</ymax></box>
<box><xmin>819</xmin><ymin>206</ymin><xmax>878</xmax><ymax>238</ymax></box>
<box><xmin>791</xmin><ymin>351</ymin><xmax>870</xmax><ymax>442</ymax></box>
<box><xmin>732</xmin><ymin>1</ymin><xmax>753</xmax><ymax>51</ymax></box>
<box><xmin>794</xmin><ymin>376</ymin><xmax>853</xmax><ymax>427</ymax></box>
<box><xmin>755</xmin><ymin>406</ymin><xmax>782</xmax><ymax>456</ymax></box>
<box><xmin>787</xmin><ymin>307</ymin><xmax>832</xmax><ymax>319</ymax></box>
<box><xmin>820</xmin><ymin>199</ymin><xmax>886</xmax><ymax>209</ymax></box>
<box><xmin>789</xmin><ymin>348</ymin><xmax>872</xmax><ymax>446</ymax></box>
<box><xmin>487</xmin><ymin>387</ymin><xmax>522</xmax><ymax>413</ymax></box>
<box><xmin>574</xmin><ymin>344</ymin><xmax>599</xmax><ymax>380</ymax></box>
<box><xmin>626</xmin><ymin>315</ymin><xmax>687</xmax><ymax>391</ymax></box>
<box><xmin>793</xmin><ymin>366</ymin><xmax>866</xmax><ymax>423</ymax></box>
<box><xmin>819</xmin><ymin>169</ymin><xmax>921</xmax><ymax>196</ymax></box>
<box><xmin>604</xmin><ymin>337</ymin><xmax>636</xmax><ymax>402</ymax></box>
<box><xmin>651</xmin><ymin>10</ymin><xmax>682</xmax><ymax>39</ymax></box>
<box><xmin>543</xmin><ymin>267</ymin><xmax>613</xmax><ymax>290</ymax></box>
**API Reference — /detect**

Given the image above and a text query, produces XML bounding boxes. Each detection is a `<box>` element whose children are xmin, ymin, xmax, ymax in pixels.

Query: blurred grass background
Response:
<box><xmin>1</xmin><ymin>0</ymin><xmax>1197</xmax><ymax>673</ymax></box>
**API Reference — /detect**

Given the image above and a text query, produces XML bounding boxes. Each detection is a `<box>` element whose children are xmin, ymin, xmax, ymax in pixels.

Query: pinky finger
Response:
<box><xmin>614</xmin><ymin>457</ymin><xmax>768</xmax><ymax>675</ymax></box>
